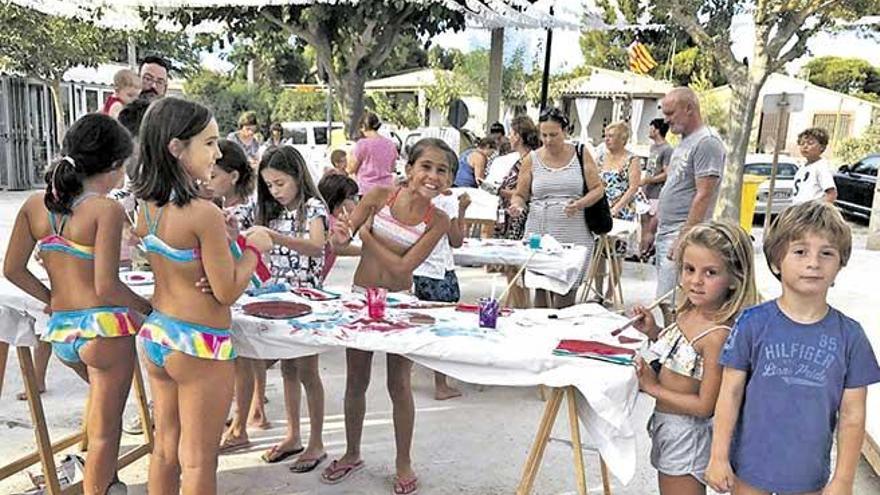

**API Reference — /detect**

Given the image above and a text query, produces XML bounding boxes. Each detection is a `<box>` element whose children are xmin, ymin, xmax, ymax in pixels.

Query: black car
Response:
<box><xmin>834</xmin><ymin>154</ymin><xmax>878</xmax><ymax>221</ymax></box>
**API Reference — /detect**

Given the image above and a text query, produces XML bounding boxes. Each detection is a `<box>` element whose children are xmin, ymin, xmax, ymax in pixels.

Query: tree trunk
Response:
<box><xmin>49</xmin><ymin>78</ymin><xmax>65</xmax><ymax>149</ymax></box>
<box><xmin>715</xmin><ymin>70</ymin><xmax>767</xmax><ymax>223</ymax></box>
<box><xmin>340</xmin><ymin>71</ymin><xmax>367</xmax><ymax>140</ymax></box>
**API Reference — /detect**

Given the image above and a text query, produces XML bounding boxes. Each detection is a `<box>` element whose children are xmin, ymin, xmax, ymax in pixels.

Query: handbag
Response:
<box><xmin>575</xmin><ymin>144</ymin><xmax>613</xmax><ymax>234</ymax></box>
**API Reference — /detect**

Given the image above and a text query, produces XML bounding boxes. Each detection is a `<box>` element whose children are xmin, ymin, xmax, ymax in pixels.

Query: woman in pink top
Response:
<box><xmin>347</xmin><ymin>112</ymin><xmax>398</xmax><ymax>195</ymax></box>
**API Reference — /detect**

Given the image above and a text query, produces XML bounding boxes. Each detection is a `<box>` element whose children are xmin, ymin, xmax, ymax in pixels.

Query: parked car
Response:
<box><xmin>280</xmin><ymin>121</ymin><xmax>344</xmax><ymax>181</ymax></box>
<box><xmin>744</xmin><ymin>154</ymin><xmax>801</xmax><ymax>216</ymax></box>
<box><xmin>834</xmin><ymin>153</ymin><xmax>878</xmax><ymax>221</ymax></box>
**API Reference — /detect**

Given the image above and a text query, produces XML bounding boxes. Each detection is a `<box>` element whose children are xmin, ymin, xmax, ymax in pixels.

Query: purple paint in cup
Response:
<box><xmin>478</xmin><ymin>297</ymin><xmax>500</xmax><ymax>329</ymax></box>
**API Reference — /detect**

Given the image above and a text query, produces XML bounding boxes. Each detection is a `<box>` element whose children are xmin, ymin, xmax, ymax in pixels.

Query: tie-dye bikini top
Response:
<box><xmin>649</xmin><ymin>322</ymin><xmax>731</xmax><ymax>380</ymax></box>
<box><xmin>140</xmin><ymin>203</ymin><xmax>201</xmax><ymax>263</ymax></box>
<box><xmin>370</xmin><ymin>188</ymin><xmax>434</xmax><ymax>249</ymax></box>
<box><xmin>37</xmin><ymin>193</ymin><xmax>99</xmax><ymax>260</ymax></box>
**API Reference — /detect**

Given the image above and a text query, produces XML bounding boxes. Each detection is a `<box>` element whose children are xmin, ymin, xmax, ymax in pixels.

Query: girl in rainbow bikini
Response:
<box><xmin>4</xmin><ymin>114</ymin><xmax>152</xmax><ymax>494</ymax></box>
<box><xmin>130</xmin><ymin>97</ymin><xmax>273</xmax><ymax>495</ymax></box>
<box><xmin>323</xmin><ymin>137</ymin><xmax>456</xmax><ymax>495</ymax></box>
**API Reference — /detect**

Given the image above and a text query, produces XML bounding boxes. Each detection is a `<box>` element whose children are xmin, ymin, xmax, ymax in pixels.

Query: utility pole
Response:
<box><xmin>538</xmin><ymin>6</ymin><xmax>554</xmax><ymax>112</ymax></box>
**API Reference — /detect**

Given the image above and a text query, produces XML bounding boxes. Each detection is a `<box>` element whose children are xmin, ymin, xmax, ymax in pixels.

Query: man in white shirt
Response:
<box><xmin>792</xmin><ymin>127</ymin><xmax>837</xmax><ymax>205</ymax></box>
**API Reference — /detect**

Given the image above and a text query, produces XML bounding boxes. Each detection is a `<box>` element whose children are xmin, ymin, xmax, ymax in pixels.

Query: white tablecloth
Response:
<box><xmin>0</xmin><ymin>277</ymin><xmax>643</xmax><ymax>484</ymax></box>
<box><xmin>231</xmin><ymin>291</ymin><xmax>642</xmax><ymax>483</ymax></box>
<box><xmin>453</xmin><ymin>239</ymin><xmax>589</xmax><ymax>295</ymax></box>
<box><xmin>0</xmin><ymin>279</ymin><xmax>46</xmax><ymax>345</ymax></box>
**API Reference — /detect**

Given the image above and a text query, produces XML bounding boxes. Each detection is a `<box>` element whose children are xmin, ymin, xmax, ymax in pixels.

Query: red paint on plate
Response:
<box><xmin>242</xmin><ymin>301</ymin><xmax>312</xmax><ymax>319</ymax></box>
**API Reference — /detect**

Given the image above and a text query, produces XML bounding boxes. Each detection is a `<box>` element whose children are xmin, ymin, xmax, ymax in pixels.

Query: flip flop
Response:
<box><xmin>320</xmin><ymin>459</ymin><xmax>365</xmax><ymax>484</ymax></box>
<box><xmin>218</xmin><ymin>436</ymin><xmax>251</xmax><ymax>454</ymax></box>
<box><xmin>261</xmin><ymin>444</ymin><xmax>304</xmax><ymax>464</ymax></box>
<box><xmin>289</xmin><ymin>453</ymin><xmax>327</xmax><ymax>473</ymax></box>
<box><xmin>393</xmin><ymin>475</ymin><xmax>419</xmax><ymax>495</ymax></box>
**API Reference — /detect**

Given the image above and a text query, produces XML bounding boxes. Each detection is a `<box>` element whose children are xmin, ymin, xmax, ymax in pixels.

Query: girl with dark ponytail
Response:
<box><xmin>3</xmin><ymin>113</ymin><xmax>152</xmax><ymax>494</ymax></box>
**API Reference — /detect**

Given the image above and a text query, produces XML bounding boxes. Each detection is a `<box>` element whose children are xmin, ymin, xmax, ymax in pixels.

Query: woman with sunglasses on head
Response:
<box><xmin>509</xmin><ymin>107</ymin><xmax>605</xmax><ymax>309</ymax></box>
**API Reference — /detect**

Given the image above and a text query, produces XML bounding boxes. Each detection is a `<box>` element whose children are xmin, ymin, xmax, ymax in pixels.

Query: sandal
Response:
<box><xmin>320</xmin><ymin>459</ymin><xmax>365</xmax><ymax>484</ymax></box>
<box><xmin>393</xmin><ymin>475</ymin><xmax>419</xmax><ymax>495</ymax></box>
<box><xmin>218</xmin><ymin>435</ymin><xmax>251</xmax><ymax>454</ymax></box>
<box><xmin>289</xmin><ymin>453</ymin><xmax>327</xmax><ymax>473</ymax></box>
<box><xmin>260</xmin><ymin>444</ymin><xmax>304</xmax><ymax>463</ymax></box>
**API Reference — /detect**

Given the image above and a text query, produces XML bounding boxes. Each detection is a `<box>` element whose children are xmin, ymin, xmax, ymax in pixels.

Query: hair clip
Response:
<box><xmin>61</xmin><ymin>156</ymin><xmax>77</xmax><ymax>170</ymax></box>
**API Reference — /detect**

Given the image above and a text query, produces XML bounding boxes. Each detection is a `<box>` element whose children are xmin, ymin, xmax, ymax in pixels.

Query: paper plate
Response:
<box><xmin>242</xmin><ymin>301</ymin><xmax>312</xmax><ymax>320</ymax></box>
<box><xmin>122</xmin><ymin>271</ymin><xmax>154</xmax><ymax>286</ymax></box>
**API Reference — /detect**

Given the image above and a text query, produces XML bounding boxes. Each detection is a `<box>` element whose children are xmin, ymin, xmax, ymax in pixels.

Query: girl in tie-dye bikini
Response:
<box><xmin>130</xmin><ymin>97</ymin><xmax>273</xmax><ymax>495</ymax></box>
<box><xmin>4</xmin><ymin>114</ymin><xmax>153</xmax><ymax>494</ymax></box>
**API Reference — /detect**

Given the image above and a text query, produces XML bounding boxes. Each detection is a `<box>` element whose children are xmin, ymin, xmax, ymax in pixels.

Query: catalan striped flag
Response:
<box><xmin>628</xmin><ymin>41</ymin><xmax>658</xmax><ymax>75</ymax></box>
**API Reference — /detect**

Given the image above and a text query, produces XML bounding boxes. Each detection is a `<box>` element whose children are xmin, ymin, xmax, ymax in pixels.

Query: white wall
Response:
<box><xmin>756</xmin><ymin>75</ymin><xmax>878</xmax><ymax>158</ymax></box>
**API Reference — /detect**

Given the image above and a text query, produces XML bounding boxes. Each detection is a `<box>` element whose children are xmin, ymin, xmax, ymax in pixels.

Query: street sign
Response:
<box><xmin>447</xmin><ymin>99</ymin><xmax>469</xmax><ymax>130</ymax></box>
<box><xmin>761</xmin><ymin>91</ymin><xmax>803</xmax><ymax>230</ymax></box>
<box><xmin>762</xmin><ymin>92</ymin><xmax>804</xmax><ymax>114</ymax></box>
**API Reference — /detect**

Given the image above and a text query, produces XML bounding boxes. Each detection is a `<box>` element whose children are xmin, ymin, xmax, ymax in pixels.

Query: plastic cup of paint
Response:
<box><xmin>478</xmin><ymin>297</ymin><xmax>500</xmax><ymax>329</ymax></box>
<box><xmin>528</xmin><ymin>233</ymin><xmax>541</xmax><ymax>250</ymax></box>
<box><xmin>366</xmin><ymin>287</ymin><xmax>388</xmax><ymax>320</ymax></box>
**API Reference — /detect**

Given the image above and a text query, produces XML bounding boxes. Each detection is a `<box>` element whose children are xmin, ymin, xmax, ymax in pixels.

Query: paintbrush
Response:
<box><xmin>497</xmin><ymin>251</ymin><xmax>536</xmax><ymax>302</ymax></box>
<box><xmin>610</xmin><ymin>288</ymin><xmax>675</xmax><ymax>336</ymax></box>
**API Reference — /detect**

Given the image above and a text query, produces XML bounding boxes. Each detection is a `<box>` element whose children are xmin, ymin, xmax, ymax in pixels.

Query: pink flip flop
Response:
<box><xmin>320</xmin><ymin>459</ymin><xmax>365</xmax><ymax>484</ymax></box>
<box><xmin>393</xmin><ymin>475</ymin><xmax>419</xmax><ymax>495</ymax></box>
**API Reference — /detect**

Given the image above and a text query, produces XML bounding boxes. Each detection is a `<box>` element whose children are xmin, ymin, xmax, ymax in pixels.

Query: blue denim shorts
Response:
<box><xmin>413</xmin><ymin>271</ymin><xmax>461</xmax><ymax>303</ymax></box>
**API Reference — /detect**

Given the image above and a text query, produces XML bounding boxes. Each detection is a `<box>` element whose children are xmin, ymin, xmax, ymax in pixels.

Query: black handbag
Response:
<box><xmin>575</xmin><ymin>144</ymin><xmax>613</xmax><ymax>234</ymax></box>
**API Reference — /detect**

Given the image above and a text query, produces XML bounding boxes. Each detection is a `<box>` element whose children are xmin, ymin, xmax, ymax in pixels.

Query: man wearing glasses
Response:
<box><xmin>139</xmin><ymin>55</ymin><xmax>171</xmax><ymax>100</ymax></box>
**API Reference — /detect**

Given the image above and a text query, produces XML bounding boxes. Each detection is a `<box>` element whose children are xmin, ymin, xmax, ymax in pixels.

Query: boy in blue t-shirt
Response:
<box><xmin>707</xmin><ymin>201</ymin><xmax>880</xmax><ymax>494</ymax></box>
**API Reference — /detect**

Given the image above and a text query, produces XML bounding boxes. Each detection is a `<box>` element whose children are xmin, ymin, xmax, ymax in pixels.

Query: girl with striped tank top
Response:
<box><xmin>322</xmin><ymin>138</ymin><xmax>455</xmax><ymax>495</ymax></box>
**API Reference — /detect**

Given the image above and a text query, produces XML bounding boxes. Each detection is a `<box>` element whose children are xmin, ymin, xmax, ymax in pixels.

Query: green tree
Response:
<box><xmin>801</xmin><ymin>56</ymin><xmax>878</xmax><ymax>94</ymax></box>
<box><xmin>166</xmin><ymin>1</ymin><xmax>466</xmax><ymax>138</ymax></box>
<box><xmin>670</xmin><ymin>46</ymin><xmax>726</xmax><ymax>87</ymax></box>
<box><xmin>373</xmin><ymin>34</ymin><xmax>430</xmax><ymax>79</ymax></box>
<box><xmin>834</xmin><ymin>121</ymin><xmax>880</xmax><ymax>164</ymax></box>
<box><xmin>0</xmin><ymin>4</ymin><xmax>117</xmax><ymax>142</ymax></box>
<box><xmin>657</xmin><ymin>0</ymin><xmax>880</xmax><ymax>221</ymax></box>
<box><xmin>273</xmin><ymin>90</ymin><xmax>334</xmax><ymax>122</ymax></box>
<box><xmin>579</xmin><ymin>0</ymin><xmax>699</xmax><ymax>82</ymax></box>
<box><xmin>368</xmin><ymin>92</ymin><xmax>422</xmax><ymax>129</ymax></box>
<box><xmin>227</xmin><ymin>32</ymin><xmax>313</xmax><ymax>84</ymax></box>
<box><xmin>127</xmin><ymin>20</ymin><xmax>211</xmax><ymax>77</ymax></box>
<box><xmin>184</xmin><ymin>70</ymin><xmax>277</xmax><ymax>136</ymax></box>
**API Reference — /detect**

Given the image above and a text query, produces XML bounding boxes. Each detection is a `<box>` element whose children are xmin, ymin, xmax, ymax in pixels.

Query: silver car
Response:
<box><xmin>745</xmin><ymin>157</ymin><xmax>801</xmax><ymax>216</ymax></box>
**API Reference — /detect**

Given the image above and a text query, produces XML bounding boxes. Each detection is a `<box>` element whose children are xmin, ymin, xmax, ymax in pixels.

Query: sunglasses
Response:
<box><xmin>539</xmin><ymin>107</ymin><xmax>569</xmax><ymax>125</ymax></box>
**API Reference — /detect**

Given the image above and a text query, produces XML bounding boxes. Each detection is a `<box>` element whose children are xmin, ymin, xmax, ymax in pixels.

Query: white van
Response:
<box><xmin>280</xmin><ymin>121</ymin><xmax>345</xmax><ymax>182</ymax></box>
